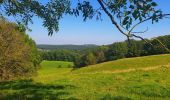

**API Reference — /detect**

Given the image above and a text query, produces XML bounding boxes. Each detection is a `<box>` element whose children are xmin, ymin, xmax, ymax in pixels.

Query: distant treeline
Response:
<box><xmin>37</xmin><ymin>44</ymin><xmax>98</xmax><ymax>50</ymax></box>
<box><xmin>40</xmin><ymin>35</ymin><xmax>170</xmax><ymax>68</ymax></box>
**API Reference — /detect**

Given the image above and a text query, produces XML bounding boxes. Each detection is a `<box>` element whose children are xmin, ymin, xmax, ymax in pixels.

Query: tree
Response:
<box><xmin>126</xmin><ymin>39</ymin><xmax>144</xmax><ymax>57</ymax></box>
<box><xmin>148</xmin><ymin>37</ymin><xmax>170</xmax><ymax>54</ymax></box>
<box><xmin>41</xmin><ymin>49</ymin><xmax>80</xmax><ymax>62</ymax></box>
<box><xmin>93</xmin><ymin>46</ymin><xmax>108</xmax><ymax>63</ymax></box>
<box><xmin>95</xmin><ymin>51</ymin><xmax>106</xmax><ymax>63</ymax></box>
<box><xmin>107</xmin><ymin>42</ymin><xmax>128</xmax><ymax>60</ymax></box>
<box><xmin>0</xmin><ymin>0</ymin><xmax>170</xmax><ymax>41</ymax></box>
<box><xmin>73</xmin><ymin>55</ymin><xmax>83</xmax><ymax>68</ymax></box>
<box><xmin>0</xmin><ymin>18</ymin><xmax>41</xmax><ymax>81</ymax></box>
<box><xmin>83</xmin><ymin>52</ymin><xmax>96</xmax><ymax>66</ymax></box>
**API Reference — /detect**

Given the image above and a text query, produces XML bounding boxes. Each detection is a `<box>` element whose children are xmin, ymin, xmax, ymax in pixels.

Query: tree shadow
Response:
<box><xmin>0</xmin><ymin>79</ymin><xmax>78</xmax><ymax>100</ymax></box>
<box><xmin>100</xmin><ymin>94</ymin><xmax>132</xmax><ymax>100</ymax></box>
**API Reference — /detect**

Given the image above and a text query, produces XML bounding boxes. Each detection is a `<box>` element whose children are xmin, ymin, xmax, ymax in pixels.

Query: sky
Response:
<box><xmin>27</xmin><ymin>0</ymin><xmax>170</xmax><ymax>45</ymax></box>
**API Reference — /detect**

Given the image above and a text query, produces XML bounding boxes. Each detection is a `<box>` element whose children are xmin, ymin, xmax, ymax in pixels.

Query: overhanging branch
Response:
<box><xmin>129</xmin><ymin>14</ymin><xmax>170</xmax><ymax>34</ymax></box>
<box><xmin>151</xmin><ymin>38</ymin><xmax>170</xmax><ymax>53</ymax></box>
<box><xmin>97</xmin><ymin>0</ymin><xmax>128</xmax><ymax>37</ymax></box>
<box><xmin>132</xmin><ymin>34</ymin><xmax>153</xmax><ymax>46</ymax></box>
<box><xmin>132</xmin><ymin>27</ymin><xmax>148</xmax><ymax>34</ymax></box>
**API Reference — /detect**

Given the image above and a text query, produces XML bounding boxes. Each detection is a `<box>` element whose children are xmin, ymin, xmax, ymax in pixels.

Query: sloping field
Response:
<box><xmin>0</xmin><ymin>54</ymin><xmax>170</xmax><ymax>100</ymax></box>
<box><xmin>72</xmin><ymin>54</ymin><xmax>170</xmax><ymax>74</ymax></box>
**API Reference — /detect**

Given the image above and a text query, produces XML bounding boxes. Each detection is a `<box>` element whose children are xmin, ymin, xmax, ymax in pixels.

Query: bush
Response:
<box><xmin>0</xmin><ymin>19</ymin><xmax>41</xmax><ymax>81</ymax></box>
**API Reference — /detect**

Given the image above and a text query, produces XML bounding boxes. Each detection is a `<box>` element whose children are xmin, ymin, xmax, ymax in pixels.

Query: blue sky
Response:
<box><xmin>28</xmin><ymin>0</ymin><xmax>170</xmax><ymax>45</ymax></box>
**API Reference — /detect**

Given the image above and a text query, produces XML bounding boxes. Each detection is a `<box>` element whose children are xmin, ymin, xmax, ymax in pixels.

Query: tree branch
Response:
<box><xmin>132</xmin><ymin>27</ymin><xmax>148</xmax><ymax>34</ymax></box>
<box><xmin>151</xmin><ymin>38</ymin><xmax>170</xmax><ymax>53</ymax></box>
<box><xmin>97</xmin><ymin>0</ymin><xmax>128</xmax><ymax>37</ymax></box>
<box><xmin>132</xmin><ymin>34</ymin><xmax>153</xmax><ymax>46</ymax></box>
<box><xmin>129</xmin><ymin>14</ymin><xmax>170</xmax><ymax>34</ymax></box>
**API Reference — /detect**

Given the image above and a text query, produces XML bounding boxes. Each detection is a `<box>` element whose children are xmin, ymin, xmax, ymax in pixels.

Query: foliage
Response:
<box><xmin>0</xmin><ymin>19</ymin><xmax>41</xmax><ymax>81</ymax></box>
<box><xmin>37</xmin><ymin>44</ymin><xmax>97</xmax><ymax>50</ymax></box>
<box><xmin>40</xmin><ymin>35</ymin><xmax>170</xmax><ymax>68</ymax></box>
<box><xmin>40</xmin><ymin>49</ymin><xmax>80</xmax><ymax>62</ymax></box>
<box><xmin>0</xmin><ymin>0</ymin><xmax>169</xmax><ymax>38</ymax></box>
<box><xmin>106</xmin><ymin>42</ymin><xmax>128</xmax><ymax>60</ymax></box>
<box><xmin>0</xmin><ymin>0</ymin><xmax>71</xmax><ymax>35</ymax></box>
<box><xmin>82</xmin><ymin>52</ymin><xmax>96</xmax><ymax>66</ymax></box>
<box><xmin>89</xmin><ymin>46</ymin><xmax>108</xmax><ymax>63</ymax></box>
<box><xmin>149</xmin><ymin>35</ymin><xmax>170</xmax><ymax>54</ymax></box>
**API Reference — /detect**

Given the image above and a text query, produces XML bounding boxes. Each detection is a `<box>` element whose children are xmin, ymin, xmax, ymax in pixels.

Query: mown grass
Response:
<box><xmin>0</xmin><ymin>54</ymin><xmax>170</xmax><ymax>100</ymax></box>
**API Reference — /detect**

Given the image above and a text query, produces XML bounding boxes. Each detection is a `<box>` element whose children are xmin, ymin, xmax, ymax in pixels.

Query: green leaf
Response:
<box><xmin>151</xmin><ymin>2</ymin><xmax>157</xmax><ymax>6</ymax></box>
<box><xmin>129</xmin><ymin>5</ymin><xmax>134</xmax><ymax>9</ymax></box>
<box><xmin>125</xmin><ymin>11</ymin><xmax>131</xmax><ymax>16</ymax></box>
<box><xmin>132</xmin><ymin>9</ymin><xmax>139</xmax><ymax>19</ymax></box>
<box><xmin>139</xmin><ymin>17</ymin><xmax>142</xmax><ymax>22</ymax></box>
<box><xmin>122</xmin><ymin>16</ymin><xmax>129</xmax><ymax>25</ymax></box>
<box><xmin>146</xmin><ymin>0</ymin><xmax>152</xmax><ymax>2</ymax></box>
<box><xmin>129</xmin><ymin>18</ymin><xmax>132</xmax><ymax>25</ymax></box>
<box><xmin>129</xmin><ymin>0</ymin><xmax>133</xmax><ymax>3</ymax></box>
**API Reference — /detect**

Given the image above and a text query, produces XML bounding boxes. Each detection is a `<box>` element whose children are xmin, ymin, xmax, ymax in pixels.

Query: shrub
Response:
<box><xmin>0</xmin><ymin>19</ymin><xmax>41</xmax><ymax>81</ymax></box>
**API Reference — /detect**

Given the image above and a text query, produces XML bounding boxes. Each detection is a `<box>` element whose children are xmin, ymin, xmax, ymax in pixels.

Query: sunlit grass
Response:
<box><xmin>1</xmin><ymin>54</ymin><xmax>170</xmax><ymax>99</ymax></box>
<box><xmin>73</xmin><ymin>54</ymin><xmax>170</xmax><ymax>73</ymax></box>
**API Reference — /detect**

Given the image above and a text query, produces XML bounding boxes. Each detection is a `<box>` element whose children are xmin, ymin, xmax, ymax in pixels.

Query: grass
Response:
<box><xmin>73</xmin><ymin>54</ymin><xmax>170</xmax><ymax>73</ymax></box>
<box><xmin>0</xmin><ymin>54</ymin><xmax>170</xmax><ymax>100</ymax></box>
<box><xmin>40</xmin><ymin>61</ymin><xmax>74</xmax><ymax>68</ymax></box>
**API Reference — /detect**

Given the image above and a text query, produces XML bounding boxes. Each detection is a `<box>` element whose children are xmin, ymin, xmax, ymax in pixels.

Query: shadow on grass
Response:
<box><xmin>100</xmin><ymin>94</ymin><xmax>132</xmax><ymax>100</ymax></box>
<box><xmin>0</xmin><ymin>79</ymin><xmax>78</xmax><ymax>100</ymax></box>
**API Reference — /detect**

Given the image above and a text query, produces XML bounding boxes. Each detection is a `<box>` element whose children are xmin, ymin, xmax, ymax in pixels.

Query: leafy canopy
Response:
<box><xmin>0</xmin><ymin>0</ymin><xmax>169</xmax><ymax>37</ymax></box>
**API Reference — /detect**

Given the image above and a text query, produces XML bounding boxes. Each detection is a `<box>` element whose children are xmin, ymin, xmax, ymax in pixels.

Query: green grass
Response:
<box><xmin>0</xmin><ymin>54</ymin><xmax>170</xmax><ymax>100</ymax></box>
<box><xmin>40</xmin><ymin>61</ymin><xmax>74</xmax><ymax>68</ymax></box>
<box><xmin>73</xmin><ymin>54</ymin><xmax>170</xmax><ymax>73</ymax></box>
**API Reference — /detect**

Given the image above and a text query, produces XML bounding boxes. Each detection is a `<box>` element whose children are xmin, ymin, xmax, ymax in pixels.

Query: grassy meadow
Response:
<box><xmin>0</xmin><ymin>54</ymin><xmax>170</xmax><ymax>100</ymax></box>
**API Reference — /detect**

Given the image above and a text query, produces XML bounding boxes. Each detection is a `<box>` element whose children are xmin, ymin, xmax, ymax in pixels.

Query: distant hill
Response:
<box><xmin>37</xmin><ymin>44</ymin><xmax>98</xmax><ymax>50</ymax></box>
